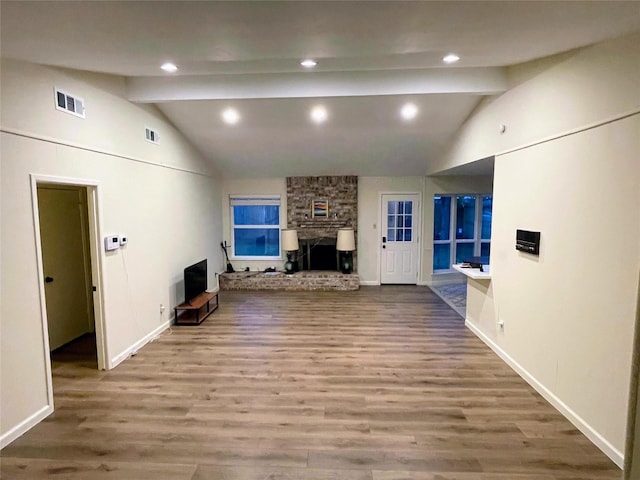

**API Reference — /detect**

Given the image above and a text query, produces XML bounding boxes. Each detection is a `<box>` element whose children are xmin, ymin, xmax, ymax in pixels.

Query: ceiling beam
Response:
<box><xmin>126</xmin><ymin>67</ymin><xmax>507</xmax><ymax>103</ymax></box>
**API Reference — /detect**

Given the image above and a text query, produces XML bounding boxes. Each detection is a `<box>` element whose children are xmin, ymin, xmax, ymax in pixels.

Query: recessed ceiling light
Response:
<box><xmin>310</xmin><ymin>105</ymin><xmax>328</xmax><ymax>124</ymax></box>
<box><xmin>222</xmin><ymin>108</ymin><xmax>240</xmax><ymax>125</ymax></box>
<box><xmin>442</xmin><ymin>54</ymin><xmax>460</xmax><ymax>64</ymax></box>
<box><xmin>161</xmin><ymin>62</ymin><xmax>178</xmax><ymax>73</ymax></box>
<box><xmin>400</xmin><ymin>103</ymin><xmax>418</xmax><ymax>121</ymax></box>
<box><xmin>300</xmin><ymin>59</ymin><xmax>317</xmax><ymax>68</ymax></box>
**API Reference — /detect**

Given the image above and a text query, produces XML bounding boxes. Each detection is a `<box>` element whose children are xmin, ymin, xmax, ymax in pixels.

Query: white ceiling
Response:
<box><xmin>2</xmin><ymin>1</ymin><xmax>639</xmax><ymax>177</ymax></box>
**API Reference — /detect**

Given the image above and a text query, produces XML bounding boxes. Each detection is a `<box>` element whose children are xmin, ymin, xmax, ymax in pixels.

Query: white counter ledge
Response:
<box><xmin>452</xmin><ymin>263</ymin><xmax>492</xmax><ymax>280</ymax></box>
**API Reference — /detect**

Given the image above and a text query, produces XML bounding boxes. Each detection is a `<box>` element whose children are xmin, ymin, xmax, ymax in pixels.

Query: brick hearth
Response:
<box><xmin>219</xmin><ymin>271</ymin><xmax>359</xmax><ymax>291</ymax></box>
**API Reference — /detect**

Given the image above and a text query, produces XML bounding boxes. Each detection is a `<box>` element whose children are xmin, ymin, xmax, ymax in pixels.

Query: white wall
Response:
<box><xmin>489</xmin><ymin>115</ymin><xmax>639</xmax><ymax>463</ymax></box>
<box><xmin>1</xmin><ymin>61</ymin><xmax>215</xmax><ymax>177</ymax></box>
<box><xmin>422</xmin><ymin>175</ymin><xmax>494</xmax><ymax>285</ymax></box>
<box><xmin>0</xmin><ymin>59</ymin><xmax>222</xmax><ymax>446</ymax></box>
<box><xmin>358</xmin><ymin>176</ymin><xmax>424</xmax><ymax>285</ymax></box>
<box><xmin>221</xmin><ymin>178</ymin><xmax>287</xmax><ymax>272</ymax></box>
<box><xmin>429</xmin><ymin>32</ymin><xmax>640</xmax><ymax>175</ymax></box>
<box><xmin>434</xmin><ymin>32</ymin><xmax>640</xmax><ymax>466</ymax></box>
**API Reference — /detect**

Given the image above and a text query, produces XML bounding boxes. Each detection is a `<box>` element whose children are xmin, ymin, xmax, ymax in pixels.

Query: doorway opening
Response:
<box><xmin>37</xmin><ymin>184</ymin><xmax>97</xmax><ymax>367</ymax></box>
<box><xmin>31</xmin><ymin>174</ymin><xmax>108</xmax><ymax>411</ymax></box>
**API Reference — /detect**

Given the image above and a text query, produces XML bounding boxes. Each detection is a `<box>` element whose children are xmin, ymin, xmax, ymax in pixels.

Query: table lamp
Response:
<box><xmin>281</xmin><ymin>229</ymin><xmax>299</xmax><ymax>274</ymax></box>
<box><xmin>336</xmin><ymin>228</ymin><xmax>355</xmax><ymax>274</ymax></box>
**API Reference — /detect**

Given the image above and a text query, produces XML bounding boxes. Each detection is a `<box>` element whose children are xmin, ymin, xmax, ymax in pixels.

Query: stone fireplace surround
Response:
<box><xmin>286</xmin><ymin>175</ymin><xmax>358</xmax><ymax>271</ymax></box>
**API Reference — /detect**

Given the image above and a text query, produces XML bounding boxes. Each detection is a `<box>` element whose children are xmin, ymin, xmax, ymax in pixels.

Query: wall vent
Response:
<box><xmin>54</xmin><ymin>87</ymin><xmax>85</xmax><ymax>118</ymax></box>
<box><xmin>145</xmin><ymin>127</ymin><xmax>160</xmax><ymax>144</ymax></box>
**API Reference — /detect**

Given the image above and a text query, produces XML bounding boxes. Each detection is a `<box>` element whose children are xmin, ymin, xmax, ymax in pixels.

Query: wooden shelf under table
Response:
<box><xmin>174</xmin><ymin>291</ymin><xmax>219</xmax><ymax>325</ymax></box>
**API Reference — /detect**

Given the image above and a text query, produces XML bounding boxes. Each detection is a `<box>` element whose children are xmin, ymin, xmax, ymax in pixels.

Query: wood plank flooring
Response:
<box><xmin>1</xmin><ymin>286</ymin><xmax>622</xmax><ymax>479</ymax></box>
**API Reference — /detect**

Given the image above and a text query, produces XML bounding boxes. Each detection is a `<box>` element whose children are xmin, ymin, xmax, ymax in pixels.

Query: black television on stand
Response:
<box><xmin>184</xmin><ymin>259</ymin><xmax>207</xmax><ymax>304</ymax></box>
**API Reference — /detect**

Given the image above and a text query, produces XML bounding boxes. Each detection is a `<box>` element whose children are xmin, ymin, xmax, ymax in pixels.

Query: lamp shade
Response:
<box><xmin>336</xmin><ymin>228</ymin><xmax>355</xmax><ymax>251</ymax></box>
<box><xmin>281</xmin><ymin>229</ymin><xmax>299</xmax><ymax>251</ymax></box>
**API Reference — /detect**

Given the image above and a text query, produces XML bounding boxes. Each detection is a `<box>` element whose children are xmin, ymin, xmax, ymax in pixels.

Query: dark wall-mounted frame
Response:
<box><xmin>516</xmin><ymin>229</ymin><xmax>541</xmax><ymax>255</ymax></box>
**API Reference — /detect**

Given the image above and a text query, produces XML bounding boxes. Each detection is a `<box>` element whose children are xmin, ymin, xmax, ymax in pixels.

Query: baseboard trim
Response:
<box><xmin>464</xmin><ymin>319</ymin><xmax>624</xmax><ymax>468</ymax></box>
<box><xmin>359</xmin><ymin>280</ymin><xmax>380</xmax><ymax>286</ymax></box>
<box><xmin>0</xmin><ymin>404</ymin><xmax>53</xmax><ymax>448</ymax></box>
<box><xmin>110</xmin><ymin>320</ymin><xmax>171</xmax><ymax>369</ymax></box>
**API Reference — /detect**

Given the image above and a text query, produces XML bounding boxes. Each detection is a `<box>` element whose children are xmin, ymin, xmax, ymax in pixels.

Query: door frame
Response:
<box><xmin>378</xmin><ymin>191</ymin><xmax>422</xmax><ymax>285</ymax></box>
<box><xmin>623</xmin><ymin>272</ymin><xmax>640</xmax><ymax>478</ymax></box>
<box><xmin>30</xmin><ymin>174</ymin><xmax>109</xmax><ymax>406</ymax></box>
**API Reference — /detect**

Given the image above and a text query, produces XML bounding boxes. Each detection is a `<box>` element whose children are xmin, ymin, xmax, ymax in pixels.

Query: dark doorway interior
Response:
<box><xmin>51</xmin><ymin>333</ymin><xmax>97</xmax><ymax>370</ymax></box>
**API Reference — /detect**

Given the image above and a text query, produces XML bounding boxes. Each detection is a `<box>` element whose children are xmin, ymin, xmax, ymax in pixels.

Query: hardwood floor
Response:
<box><xmin>1</xmin><ymin>286</ymin><xmax>622</xmax><ymax>479</ymax></box>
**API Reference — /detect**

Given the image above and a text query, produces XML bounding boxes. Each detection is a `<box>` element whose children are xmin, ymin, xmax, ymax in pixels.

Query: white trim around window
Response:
<box><xmin>230</xmin><ymin>195</ymin><xmax>282</xmax><ymax>260</ymax></box>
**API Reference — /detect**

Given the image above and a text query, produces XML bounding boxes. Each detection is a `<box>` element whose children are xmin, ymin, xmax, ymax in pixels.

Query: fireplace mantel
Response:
<box><xmin>298</xmin><ymin>220</ymin><xmax>348</xmax><ymax>229</ymax></box>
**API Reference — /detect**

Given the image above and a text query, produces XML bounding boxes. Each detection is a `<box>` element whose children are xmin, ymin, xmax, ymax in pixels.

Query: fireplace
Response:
<box><xmin>300</xmin><ymin>238</ymin><xmax>338</xmax><ymax>271</ymax></box>
<box><xmin>286</xmin><ymin>176</ymin><xmax>358</xmax><ymax>273</ymax></box>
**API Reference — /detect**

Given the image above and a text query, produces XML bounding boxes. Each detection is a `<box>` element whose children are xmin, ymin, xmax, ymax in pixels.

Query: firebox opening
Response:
<box><xmin>300</xmin><ymin>238</ymin><xmax>338</xmax><ymax>271</ymax></box>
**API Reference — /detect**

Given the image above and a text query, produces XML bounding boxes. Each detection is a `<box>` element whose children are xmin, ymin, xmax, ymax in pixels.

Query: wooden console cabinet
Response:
<box><xmin>174</xmin><ymin>291</ymin><xmax>219</xmax><ymax>325</ymax></box>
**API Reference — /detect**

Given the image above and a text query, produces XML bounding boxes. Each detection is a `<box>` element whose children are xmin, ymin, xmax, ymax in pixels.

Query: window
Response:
<box><xmin>387</xmin><ymin>200</ymin><xmax>413</xmax><ymax>242</ymax></box>
<box><xmin>433</xmin><ymin>194</ymin><xmax>492</xmax><ymax>272</ymax></box>
<box><xmin>230</xmin><ymin>196</ymin><xmax>281</xmax><ymax>259</ymax></box>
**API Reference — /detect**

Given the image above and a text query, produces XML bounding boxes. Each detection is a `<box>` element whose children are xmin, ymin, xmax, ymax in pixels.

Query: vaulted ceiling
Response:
<box><xmin>2</xmin><ymin>1</ymin><xmax>639</xmax><ymax>177</ymax></box>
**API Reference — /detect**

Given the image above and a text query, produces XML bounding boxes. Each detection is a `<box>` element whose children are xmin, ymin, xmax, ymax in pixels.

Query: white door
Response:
<box><xmin>38</xmin><ymin>185</ymin><xmax>95</xmax><ymax>350</ymax></box>
<box><xmin>381</xmin><ymin>194</ymin><xmax>420</xmax><ymax>284</ymax></box>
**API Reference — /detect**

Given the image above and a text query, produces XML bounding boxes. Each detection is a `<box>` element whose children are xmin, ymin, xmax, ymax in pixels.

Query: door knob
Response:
<box><xmin>382</xmin><ymin>245</ymin><xmax>386</xmax><ymax>249</ymax></box>
<box><xmin>45</xmin><ymin>276</ymin><xmax>54</xmax><ymax>283</ymax></box>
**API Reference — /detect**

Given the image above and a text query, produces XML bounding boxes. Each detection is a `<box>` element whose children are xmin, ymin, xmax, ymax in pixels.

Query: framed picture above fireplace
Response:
<box><xmin>312</xmin><ymin>199</ymin><xmax>328</xmax><ymax>218</ymax></box>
